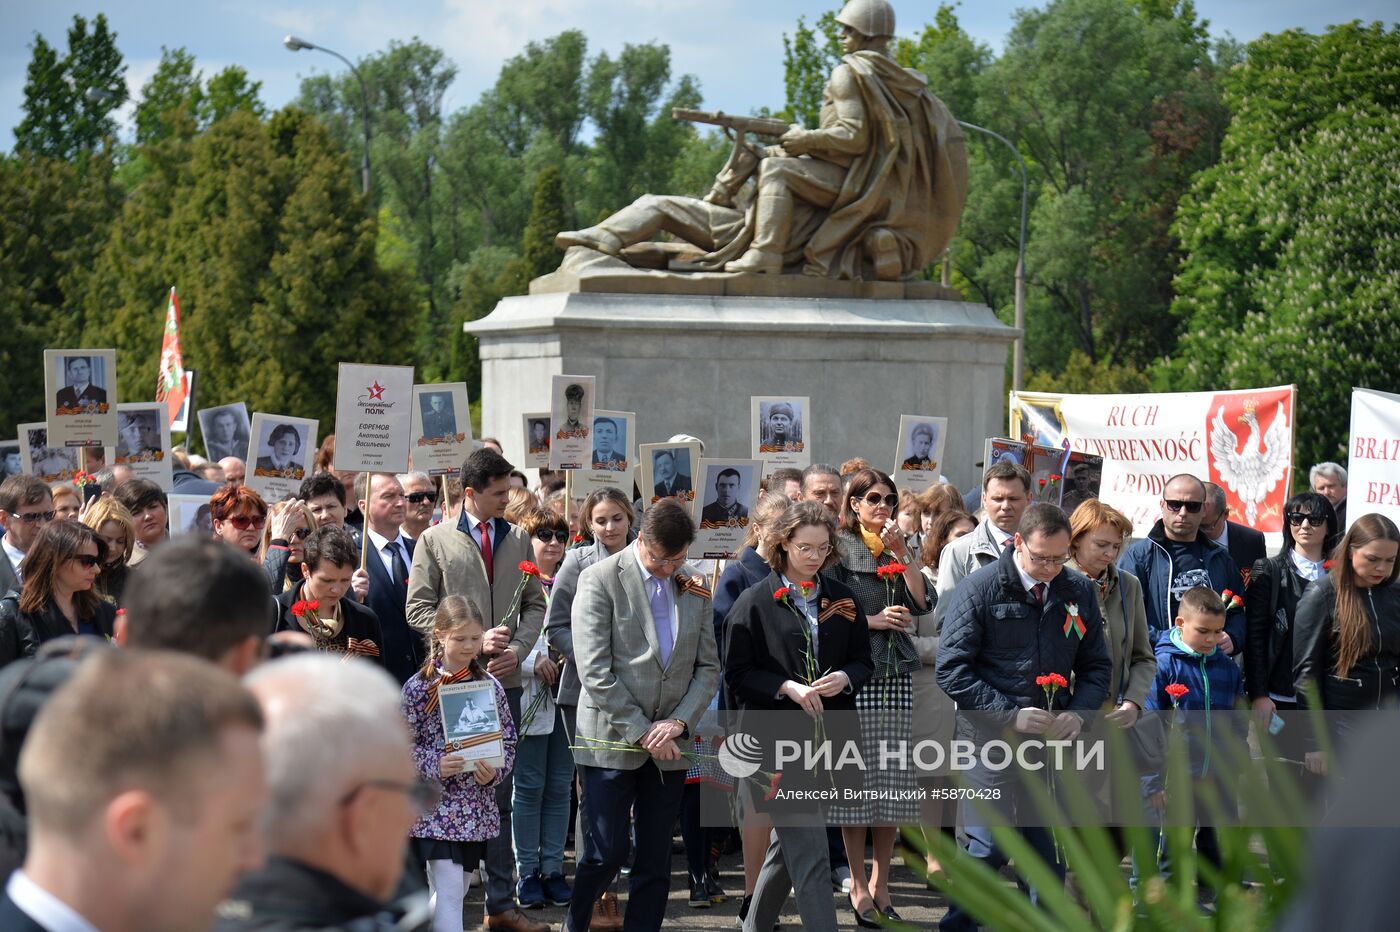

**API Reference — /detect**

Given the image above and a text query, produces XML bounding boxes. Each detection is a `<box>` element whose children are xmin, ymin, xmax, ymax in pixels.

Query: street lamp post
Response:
<box><xmin>284</xmin><ymin>35</ymin><xmax>371</xmax><ymax>196</ymax></box>
<box><xmin>957</xmin><ymin>120</ymin><xmax>1029</xmax><ymax>391</ymax></box>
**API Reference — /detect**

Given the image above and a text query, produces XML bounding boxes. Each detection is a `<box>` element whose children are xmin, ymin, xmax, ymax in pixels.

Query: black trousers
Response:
<box><xmin>565</xmin><ymin>761</ymin><xmax>685</xmax><ymax>932</ymax></box>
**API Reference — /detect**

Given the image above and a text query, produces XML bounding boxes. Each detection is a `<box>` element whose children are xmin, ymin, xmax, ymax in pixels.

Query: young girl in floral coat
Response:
<box><xmin>402</xmin><ymin>595</ymin><xmax>517</xmax><ymax>932</ymax></box>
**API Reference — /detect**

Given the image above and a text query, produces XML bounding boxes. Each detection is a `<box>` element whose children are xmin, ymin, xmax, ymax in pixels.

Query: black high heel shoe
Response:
<box><xmin>850</xmin><ymin>897</ymin><xmax>882</xmax><ymax>929</ymax></box>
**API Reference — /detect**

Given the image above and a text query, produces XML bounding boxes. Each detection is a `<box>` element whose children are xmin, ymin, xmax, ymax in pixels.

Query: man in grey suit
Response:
<box><xmin>1</xmin><ymin>477</ymin><xmax>56</xmax><ymax>594</ymax></box>
<box><xmin>407</xmin><ymin>448</ymin><xmax>548</xmax><ymax>932</ymax></box>
<box><xmin>564</xmin><ymin>499</ymin><xmax>721</xmax><ymax>932</ymax></box>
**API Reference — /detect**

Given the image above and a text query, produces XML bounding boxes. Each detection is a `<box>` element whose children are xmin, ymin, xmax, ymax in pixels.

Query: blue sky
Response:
<box><xmin>2</xmin><ymin>1</ymin><xmax>1394</xmax><ymax>150</ymax></box>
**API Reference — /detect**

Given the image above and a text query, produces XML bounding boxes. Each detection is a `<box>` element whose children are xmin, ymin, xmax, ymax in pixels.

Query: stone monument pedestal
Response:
<box><xmin>467</xmin><ymin>264</ymin><xmax>1016</xmax><ymax>492</ymax></box>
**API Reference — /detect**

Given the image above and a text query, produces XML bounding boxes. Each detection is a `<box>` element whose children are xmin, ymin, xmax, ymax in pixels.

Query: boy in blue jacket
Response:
<box><xmin>1140</xmin><ymin>586</ymin><xmax>1245</xmax><ymax>882</ymax></box>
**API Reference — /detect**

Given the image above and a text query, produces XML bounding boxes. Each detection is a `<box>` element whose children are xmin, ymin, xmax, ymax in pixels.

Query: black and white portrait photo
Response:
<box><xmin>23</xmin><ymin>426</ymin><xmax>78</xmax><ymax>482</ymax></box>
<box><xmin>441</xmin><ymin>684</ymin><xmax>501</xmax><ymax>740</ymax></box>
<box><xmin>420</xmin><ymin>392</ymin><xmax>457</xmax><ymax>440</ymax></box>
<box><xmin>254</xmin><ymin>422</ymin><xmax>307</xmax><ymax>480</ymax></box>
<box><xmin>116</xmin><ymin>410</ymin><xmax>162</xmax><ymax>460</ymax></box>
<box><xmin>591</xmin><ymin>416</ymin><xmax>628</xmax><ymax>471</ymax></box>
<box><xmin>757</xmin><ymin>399</ymin><xmax>804</xmax><ymax>452</ymax></box>
<box><xmin>528</xmin><ymin>418</ymin><xmax>550</xmax><ymax>454</ymax></box>
<box><xmin>198</xmin><ymin>403</ymin><xmax>251</xmax><ymax>463</ymax></box>
<box><xmin>53</xmin><ymin>354</ymin><xmax>108</xmax><ymax>413</ymax></box>
<box><xmin>699</xmin><ymin>466</ymin><xmax>753</xmax><ymax>526</ymax></box>
<box><xmin>651</xmin><ymin>448</ymin><xmax>693</xmax><ymax>499</ymax></box>
<box><xmin>0</xmin><ymin>443</ymin><xmax>21</xmax><ymax>483</ymax></box>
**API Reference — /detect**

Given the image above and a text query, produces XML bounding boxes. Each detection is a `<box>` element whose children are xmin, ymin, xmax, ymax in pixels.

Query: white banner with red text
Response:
<box><xmin>1347</xmin><ymin>388</ymin><xmax>1400</xmax><ymax>529</ymax></box>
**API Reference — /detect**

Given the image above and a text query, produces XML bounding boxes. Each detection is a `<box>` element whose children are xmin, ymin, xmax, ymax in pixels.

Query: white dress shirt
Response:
<box><xmin>2</xmin><ymin>535</ymin><xmax>25</xmax><ymax>585</ymax></box>
<box><xmin>7</xmin><ymin>869</ymin><xmax>100</xmax><ymax>932</ymax></box>
<box><xmin>365</xmin><ymin>526</ymin><xmax>411</xmax><ymax>578</ymax></box>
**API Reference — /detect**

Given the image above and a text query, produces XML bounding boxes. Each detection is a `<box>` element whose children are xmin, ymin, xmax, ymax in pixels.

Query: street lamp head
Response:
<box><xmin>283</xmin><ymin>35</ymin><xmax>315</xmax><ymax>51</ymax></box>
<box><xmin>83</xmin><ymin>87</ymin><xmax>114</xmax><ymax>104</ymax></box>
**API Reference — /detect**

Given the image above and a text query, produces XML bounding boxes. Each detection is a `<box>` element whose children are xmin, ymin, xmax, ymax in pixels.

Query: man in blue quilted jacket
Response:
<box><xmin>935</xmin><ymin>502</ymin><xmax>1111</xmax><ymax>931</ymax></box>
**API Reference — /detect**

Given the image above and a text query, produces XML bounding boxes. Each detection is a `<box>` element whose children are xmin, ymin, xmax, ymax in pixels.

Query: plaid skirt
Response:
<box><xmin>829</xmin><ymin>672</ymin><xmax>918</xmax><ymax>825</ymax></box>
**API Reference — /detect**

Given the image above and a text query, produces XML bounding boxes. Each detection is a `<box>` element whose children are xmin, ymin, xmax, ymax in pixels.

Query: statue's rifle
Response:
<box><xmin>672</xmin><ymin>108</ymin><xmax>792</xmax><ymax>206</ymax></box>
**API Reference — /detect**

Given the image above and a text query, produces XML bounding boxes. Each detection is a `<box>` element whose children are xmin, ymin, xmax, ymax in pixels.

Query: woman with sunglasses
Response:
<box><xmin>80</xmin><ymin>497</ymin><xmax>136</xmax><ymax>604</ymax></box>
<box><xmin>260</xmin><ymin>499</ymin><xmax>318</xmax><ymax>592</ymax></box>
<box><xmin>511</xmin><ymin>508</ymin><xmax>576</xmax><ymax>910</ymax></box>
<box><xmin>1293</xmin><ymin>513</ymin><xmax>1400</xmax><ymax>772</ymax></box>
<box><xmin>542</xmin><ymin>486</ymin><xmax>636</xmax><ymax>930</ymax></box>
<box><xmin>209</xmin><ymin>485</ymin><xmax>270</xmax><ymax>560</ymax></box>
<box><xmin>1245</xmin><ymin>492</ymin><xmax>1339</xmax><ymax>743</ymax></box>
<box><xmin>829</xmin><ymin>468</ymin><xmax>927</xmax><ymax>927</ymax></box>
<box><xmin>0</xmin><ymin>520</ymin><xmax>117</xmax><ymax>666</ymax></box>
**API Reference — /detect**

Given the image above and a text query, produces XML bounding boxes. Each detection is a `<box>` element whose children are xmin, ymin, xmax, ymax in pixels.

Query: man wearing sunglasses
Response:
<box><xmin>1118</xmin><ymin>474</ymin><xmax>1245</xmax><ymax>651</ymax></box>
<box><xmin>398</xmin><ymin>472</ymin><xmax>439</xmax><ymax>540</ymax></box>
<box><xmin>0</xmin><ymin>477</ymin><xmax>55</xmax><ymax>594</ymax></box>
<box><xmin>1200</xmin><ymin>482</ymin><xmax>1267</xmax><ymax>584</ymax></box>
<box><xmin>222</xmin><ymin>654</ymin><xmax>426</xmax><ymax>931</ymax></box>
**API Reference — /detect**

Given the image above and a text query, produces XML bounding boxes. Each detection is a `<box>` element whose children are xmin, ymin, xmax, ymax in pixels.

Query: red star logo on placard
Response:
<box><xmin>367</xmin><ymin>381</ymin><xmax>386</xmax><ymax>401</ymax></box>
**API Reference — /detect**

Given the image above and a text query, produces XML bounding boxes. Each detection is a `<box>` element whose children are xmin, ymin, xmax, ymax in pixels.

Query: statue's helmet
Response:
<box><xmin>835</xmin><ymin>0</ymin><xmax>896</xmax><ymax>39</ymax></box>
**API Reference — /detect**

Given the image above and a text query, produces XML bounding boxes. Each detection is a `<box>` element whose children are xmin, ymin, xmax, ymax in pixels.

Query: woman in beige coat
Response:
<box><xmin>1067</xmin><ymin>500</ymin><xmax>1155</xmax><ymax>722</ymax></box>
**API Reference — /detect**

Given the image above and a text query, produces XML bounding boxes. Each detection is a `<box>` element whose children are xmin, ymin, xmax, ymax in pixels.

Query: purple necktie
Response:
<box><xmin>649</xmin><ymin>577</ymin><xmax>673</xmax><ymax>666</ymax></box>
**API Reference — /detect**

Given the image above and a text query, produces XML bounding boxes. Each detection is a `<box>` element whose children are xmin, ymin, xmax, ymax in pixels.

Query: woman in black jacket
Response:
<box><xmin>0</xmin><ymin>521</ymin><xmax>117</xmax><ymax>667</ymax></box>
<box><xmin>1245</xmin><ymin>492</ymin><xmax>1338</xmax><ymax>731</ymax></box>
<box><xmin>1293</xmin><ymin>513</ymin><xmax>1400</xmax><ymax>772</ymax></box>
<box><xmin>724</xmin><ymin>501</ymin><xmax>872</xmax><ymax>932</ymax></box>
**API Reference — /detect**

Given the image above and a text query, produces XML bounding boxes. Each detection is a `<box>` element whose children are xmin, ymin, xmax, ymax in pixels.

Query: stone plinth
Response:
<box><xmin>466</xmin><ymin>290</ymin><xmax>1016</xmax><ymax>493</ymax></box>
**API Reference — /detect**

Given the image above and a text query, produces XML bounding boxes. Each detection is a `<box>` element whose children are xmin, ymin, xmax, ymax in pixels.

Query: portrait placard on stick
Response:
<box><xmin>247</xmin><ymin>413</ymin><xmax>318</xmax><ymax>503</ymax></box>
<box><xmin>115</xmin><ymin>402</ymin><xmax>174</xmax><ymax>492</ymax></box>
<box><xmin>438</xmin><ymin>679</ymin><xmax>505</xmax><ymax>767</ymax></box>
<box><xmin>983</xmin><ymin>437</ymin><xmax>1072</xmax><ymax>505</ymax></box>
<box><xmin>751</xmin><ymin>396</ymin><xmax>810</xmax><ymax>477</ymax></box>
<box><xmin>573</xmin><ymin>410</ymin><xmax>635</xmax><ymax>497</ymax></box>
<box><xmin>408</xmin><ymin>382</ymin><xmax>471</xmax><ymax>477</ymax></box>
<box><xmin>168</xmin><ymin>493</ymin><xmax>214</xmax><ymax>538</ymax></box>
<box><xmin>639</xmin><ymin>440</ymin><xmax>702</xmax><ymax>509</ymax></box>
<box><xmin>334</xmin><ymin>363</ymin><xmax>415</xmax><ymax>475</ymax></box>
<box><xmin>690</xmin><ymin>458</ymin><xmax>762</xmax><ymax>560</ymax></box>
<box><xmin>892</xmin><ymin>415</ymin><xmax>948</xmax><ymax>491</ymax></box>
<box><xmin>521</xmin><ymin>412</ymin><xmax>551</xmax><ymax>470</ymax></box>
<box><xmin>549</xmin><ymin>375</ymin><xmax>595</xmax><ymax>470</ymax></box>
<box><xmin>19</xmin><ymin>423</ymin><xmax>78</xmax><ymax>483</ymax></box>
<box><xmin>198</xmin><ymin>402</ymin><xmax>251</xmax><ymax>463</ymax></box>
<box><xmin>44</xmin><ymin>349</ymin><xmax>117</xmax><ymax>449</ymax></box>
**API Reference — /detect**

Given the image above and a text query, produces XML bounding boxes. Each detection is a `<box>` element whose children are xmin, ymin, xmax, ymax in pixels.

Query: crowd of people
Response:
<box><xmin>0</xmin><ymin>434</ymin><xmax>1394</xmax><ymax>931</ymax></box>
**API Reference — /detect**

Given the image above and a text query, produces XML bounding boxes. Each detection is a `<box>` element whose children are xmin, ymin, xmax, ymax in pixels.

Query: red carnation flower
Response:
<box><xmin>773</xmin><ymin>587</ymin><xmax>791</xmax><ymax>601</ymax></box>
<box><xmin>1323</xmin><ymin>560</ymin><xmax>1334</xmax><ymax>571</ymax></box>
<box><xmin>572</xmin><ymin>533</ymin><xmax>584</xmax><ymax>544</ymax></box>
<box><xmin>1047</xmin><ymin>672</ymin><xmax>1067</xmax><ymax>689</ymax></box>
<box><xmin>763</xmin><ymin>772</ymin><xmax>783</xmax><ymax>801</ymax></box>
<box><xmin>1165</xmin><ymin>683</ymin><xmax>1189</xmax><ymax>700</ymax></box>
<box><xmin>519</xmin><ymin>560</ymin><xmax>541</xmax><ymax>577</ymax></box>
<box><xmin>1050</xmin><ymin>473</ymin><xmax>1062</xmax><ymax>482</ymax></box>
<box><xmin>797</xmin><ymin>580</ymin><xmax>815</xmax><ymax>593</ymax></box>
<box><xmin>291</xmin><ymin>600</ymin><xmax>307</xmax><ymax>617</ymax></box>
<box><xmin>1039</xmin><ymin>478</ymin><xmax>1047</xmax><ymax>488</ymax></box>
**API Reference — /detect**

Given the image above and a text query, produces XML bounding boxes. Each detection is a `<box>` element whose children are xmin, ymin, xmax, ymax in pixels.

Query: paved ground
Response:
<box><xmin>468</xmin><ymin>845</ymin><xmax>951</xmax><ymax>930</ymax></box>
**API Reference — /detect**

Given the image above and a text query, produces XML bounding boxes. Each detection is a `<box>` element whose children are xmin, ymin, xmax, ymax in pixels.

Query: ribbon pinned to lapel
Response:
<box><xmin>1063</xmin><ymin>603</ymin><xmax>1086</xmax><ymax>640</ymax></box>
<box><xmin>343</xmin><ymin>638</ymin><xmax>382</xmax><ymax>662</ymax></box>
<box><xmin>818</xmin><ymin>597</ymin><xmax>857</xmax><ymax>622</ymax></box>
<box><xmin>676</xmin><ymin>574</ymin><xmax>713</xmax><ymax>601</ymax></box>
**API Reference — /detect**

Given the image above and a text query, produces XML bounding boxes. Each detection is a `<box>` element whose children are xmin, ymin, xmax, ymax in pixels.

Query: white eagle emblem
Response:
<box><xmin>1208</xmin><ymin>400</ymin><xmax>1290</xmax><ymax>525</ymax></box>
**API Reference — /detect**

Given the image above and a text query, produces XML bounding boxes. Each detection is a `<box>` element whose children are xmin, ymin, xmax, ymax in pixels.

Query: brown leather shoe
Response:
<box><xmin>589</xmin><ymin>891</ymin><xmax>623</xmax><ymax>931</ymax></box>
<box><xmin>485</xmin><ymin>907</ymin><xmax>550</xmax><ymax>932</ymax></box>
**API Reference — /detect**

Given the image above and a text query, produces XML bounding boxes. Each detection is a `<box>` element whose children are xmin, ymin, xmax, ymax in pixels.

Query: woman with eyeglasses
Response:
<box><xmin>1245</xmin><ymin>492</ymin><xmax>1339</xmax><ymax>744</ymax></box>
<box><xmin>829</xmin><ymin>468</ymin><xmax>927</xmax><ymax>927</ymax></box>
<box><xmin>512</xmin><ymin>508</ymin><xmax>575</xmax><ymax>910</ymax></box>
<box><xmin>1293</xmin><ymin>513</ymin><xmax>1400</xmax><ymax>773</ymax></box>
<box><xmin>113</xmin><ymin>479</ymin><xmax>169</xmax><ymax>566</ymax></box>
<box><xmin>209</xmin><ymin>485</ymin><xmax>270</xmax><ymax>560</ymax></box>
<box><xmin>542</xmin><ymin>486</ymin><xmax>636</xmax><ymax>930</ymax></box>
<box><xmin>724</xmin><ymin>501</ymin><xmax>872</xmax><ymax>932</ymax></box>
<box><xmin>0</xmin><ymin>520</ymin><xmax>117</xmax><ymax>666</ymax></box>
<box><xmin>259</xmin><ymin>499</ymin><xmax>318</xmax><ymax>592</ymax></box>
<box><xmin>79</xmin><ymin>497</ymin><xmax>136</xmax><ymax>604</ymax></box>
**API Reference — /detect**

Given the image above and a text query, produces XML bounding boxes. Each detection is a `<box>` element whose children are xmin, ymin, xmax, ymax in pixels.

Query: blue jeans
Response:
<box><xmin>512</xmin><ymin>708</ymin><xmax>575</xmax><ymax>877</ymax></box>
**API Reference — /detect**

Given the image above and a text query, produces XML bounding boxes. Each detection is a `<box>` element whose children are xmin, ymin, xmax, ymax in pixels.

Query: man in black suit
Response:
<box><xmin>53</xmin><ymin>356</ymin><xmax>107</xmax><ymax>412</ymax></box>
<box><xmin>1203</xmin><ymin>481</ymin><xmax>1267</xmax><ymax>582</ymax></box>
<box><xmin>1</xmin><ymin>650</ymin><xmax>266</xmax><ymax>932</ymax></box>
<box><xmin>356</xmin><ymin>473</ymin><xmax>423</xmax><ymax>683</ymax></box>
<box><xmin>652</xmin><ymin>450</ymin><xmax>692</xmax><ymax>499</ymax></box>
<box><xmin>699</xmin><ymin>468</ymin><xmax>748</xmax><ymax>525</ymax></box>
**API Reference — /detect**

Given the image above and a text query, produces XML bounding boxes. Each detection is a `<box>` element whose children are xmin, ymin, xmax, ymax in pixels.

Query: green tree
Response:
<box><xmin>893</xmin><ymin>3</ymin><xmax>992</xmax><ymax>120</ymax></box>
<box><xmin>0</xmin><ymin>150</ymin><xmax>121</xmax><ymax>436</ymax></box>
<box><xmin>134</xmin><ymin>47</ymin><xmax>203</xmax><ymax>145</ymax></box>
<box><xmin>781</xmin><ymin>11</ymin><xmax>843</xmax><ymax>127</ymax></box>
<box><xmin>1161</xmin><ymin>22</ymin><xmax>1400</xmax><ymax>465</ymax></box>
<box><xmin>13</xmin><ymin>14</ymin><xmax>127</xmax><ymax>160</ymax></box>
